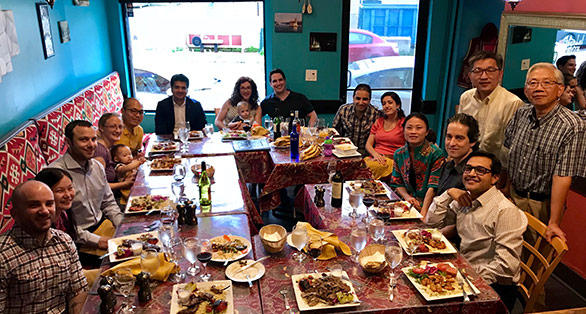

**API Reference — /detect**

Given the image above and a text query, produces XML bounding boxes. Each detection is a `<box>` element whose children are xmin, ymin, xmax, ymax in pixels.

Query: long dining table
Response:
<box><xmin>81</xmin><ymin>133</ymin><xmax>507</xmax><ymax>314</ymax></box>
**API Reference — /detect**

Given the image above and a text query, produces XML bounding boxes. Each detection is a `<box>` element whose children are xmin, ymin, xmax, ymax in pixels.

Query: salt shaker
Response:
<box><xmin>314</xmin><ymin>185</ymin><xmax>325</xmax><ymax>207</ymax></box>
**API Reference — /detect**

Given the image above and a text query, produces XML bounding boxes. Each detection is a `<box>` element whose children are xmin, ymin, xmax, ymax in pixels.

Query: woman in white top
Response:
<box><xmin>215</xmin><ymin>77</ymin><xmax>262</xmax><ymax>129</ymax></box>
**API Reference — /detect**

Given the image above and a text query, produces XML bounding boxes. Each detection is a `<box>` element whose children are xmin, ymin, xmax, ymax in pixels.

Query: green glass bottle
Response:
<box><xmin>199</xmin><ymin>161</ymin><xmax>211</xmax><ymax>213</ymax></box>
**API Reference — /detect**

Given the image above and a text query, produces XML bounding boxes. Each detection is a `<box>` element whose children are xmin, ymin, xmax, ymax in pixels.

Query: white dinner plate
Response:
<box><xmin>402</xmin><ymin>262</ymin><xmax>480</xmax><ymax>301</ymax></box>
<box><xmin>225</xmin><ymin>259</ymin><xmax>266</xmax><ymax>282</ymax></box>
<box><xmin>291</xmin><ymin>272</ymin><xmax>360</xmax><ymax>311</ymax></box>
<box><xmin>392</xmin><ymin>229</ymin><xmax>458</xmax><ymax>256</ymax></box>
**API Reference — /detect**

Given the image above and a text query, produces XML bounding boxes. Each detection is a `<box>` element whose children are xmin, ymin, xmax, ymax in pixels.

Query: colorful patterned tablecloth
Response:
<box><xmin>254</xmin><ymin>233</ymin><xmax>507</xmax><ymax>314</ymax></box>
<box><xmin>257</xmin><ymin>149</ymin><xmax>372</xmax><ymax>212</ymax></box>
<box><xmin>82</xmin><ymin>214</ymin><xmax>262</xmax><ymax>314</ymax></box>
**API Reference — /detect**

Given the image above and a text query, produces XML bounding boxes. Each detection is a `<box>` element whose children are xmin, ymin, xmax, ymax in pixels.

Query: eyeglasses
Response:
<box><xmin>469</xmin><ymin>67</ymin><xmax>500</xmax><ymax>75</ymax></box>
<box><xmin>125</xmin><ymin>108</ymin><xmax>144</xmax><ymax>115</ymax></box>
<box><xmin>463</xmin><ymin>165</ymin><xmax>492</xmax><ymax>176</ymax></box>
<box><xmin>525</xmin><ymin>80</ymin><xmax>561</xmax><ymax>89</ymax></box>
<box><xmin>103</xmin><ymin>124</ymin><xmax>123</xmax><ymax>130</ymax></box>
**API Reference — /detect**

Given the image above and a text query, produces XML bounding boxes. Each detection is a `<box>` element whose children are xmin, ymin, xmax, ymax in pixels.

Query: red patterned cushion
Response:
<box><xmin>0</xmin><ymin>123</ymin><xmax>46</xmax><ymax>233</ymax></box>
<box><xmin>36</xmin><ymin>109</ymin><xmax>68</xmax><ymax>165</ymax></box>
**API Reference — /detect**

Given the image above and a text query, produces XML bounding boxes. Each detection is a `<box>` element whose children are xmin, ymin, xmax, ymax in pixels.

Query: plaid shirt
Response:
<box><xmin>332</xmin><ymin>103</ymin><xmax>380</xmax><ymax>149</ymax></box>
<box><xmin>504</xmin><ymin>104</ymin><xmax>586</xmax><ymax>194</ymax></box>
<box><xmin>0</xmin><ymin>225</ymin><xmax>87</xmax><ymax>314</ymax></box>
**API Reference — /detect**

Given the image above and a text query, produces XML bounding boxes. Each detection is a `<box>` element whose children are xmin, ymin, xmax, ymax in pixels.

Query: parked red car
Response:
<box><xmin>349</xmin><ymin>29</ymin><xmax>398</xmax><ymax>63</ymax></box>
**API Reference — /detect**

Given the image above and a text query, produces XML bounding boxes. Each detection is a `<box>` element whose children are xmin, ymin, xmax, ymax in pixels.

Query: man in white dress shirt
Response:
<box><xmin>425</xmin><ymin>151</ymin><xmax>527</xmax><ymax>312</ymax></box>
<box><xmin>458</xmin><ymin>51</ymin><xmax>524</xmax><ymax>168</ymax></box>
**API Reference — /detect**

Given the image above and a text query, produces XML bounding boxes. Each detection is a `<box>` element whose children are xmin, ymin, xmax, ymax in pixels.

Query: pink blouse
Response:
<box><xmin>370</xmin><ymin>117</ymin><xmax>405</xmax><ymax>156</ymax></box>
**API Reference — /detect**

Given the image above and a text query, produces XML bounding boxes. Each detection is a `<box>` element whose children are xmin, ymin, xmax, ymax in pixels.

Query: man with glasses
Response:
<box><xmin>504</xmin><ymin>63</ymin><xmax>586</xmax><ymax>243</ymax></box>
<box><xmin>116</xmin><ymin>97</ymin><xmax>145</xmax><ymax>156</ymax></box>
<box><xmin>425</xmin><ymin>151</ymin><xmax>527</xmax><ymax>312</ymax></box>
<box><xmin>458</xmin><ymin>51</ymin><xmax>523</xmax><ymax>167</ymax></box>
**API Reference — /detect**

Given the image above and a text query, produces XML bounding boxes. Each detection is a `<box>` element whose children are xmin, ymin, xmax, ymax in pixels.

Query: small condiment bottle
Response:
<box><xmin>323</xmin><ymin>137</ymin><xmax>333</xmax><ymax>157</ymax></box>
<box><xmin>176</xmin><ymin>203</ymin><xmax>186</xmax><ymax>225</ymax></box>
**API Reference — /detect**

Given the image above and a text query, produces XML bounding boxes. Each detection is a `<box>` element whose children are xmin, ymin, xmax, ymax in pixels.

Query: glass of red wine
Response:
<box><xmin>306</xmin><ymin>235</ymin><xmax>323</xmax><ymax>271</ymax></box>
<box><xmin>197</xmin><ymin>239</ymin><xmax>213</xmax><ymax>282</ymax></box>
<box><xmin>362</xmin><ymin>198</ymin><xmax>375</xmax><ymax>223</ymax></box>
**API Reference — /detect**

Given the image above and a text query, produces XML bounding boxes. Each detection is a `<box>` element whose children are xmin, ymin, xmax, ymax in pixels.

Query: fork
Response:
<box><xmin>458</xmin><ymin>275</ymin><xmax>470</xmax><ymax>302</ymax></box>
<box><xmin>244</xmin><ymin>274</ymin><xmax>253</xmax><ymax>288</ymax></box>
<box><xmin>280</xmin><ymin>289</ymin><xmax>294</xmax><ymax>314</ymax></box>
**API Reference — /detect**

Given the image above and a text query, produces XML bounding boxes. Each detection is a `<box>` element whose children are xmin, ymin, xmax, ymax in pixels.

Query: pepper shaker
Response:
<box><xmin>98</xmin><ymin>284</ymin><xmax>117</xmax><ymax>314</ymax></box>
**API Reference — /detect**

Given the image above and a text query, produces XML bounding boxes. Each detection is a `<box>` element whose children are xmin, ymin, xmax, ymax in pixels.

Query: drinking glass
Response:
<box><xmin>179</xmin><ymin>127</ymin><xmax>189</xmax><ymax>152</ymax></box>
<box><xmin>290</xmin><ymin>225</ymin><xmax>308</xmax><ymax>262</ymax></box>
<box><xmin>204</xmin><ymin>123</ymin><xmax>214</xmax><ymax>137</ymax></box>
<box><xmin>185</xmin><ymin>121</ymin><xmax>191</xmax><ymax>131</ymax></box>
<box><xmin>326</xmin><ymin>161</ymin><xmax>337</xmax><ymax>184</ymax></box>
<box><xmin>317</xmin><ymin>118</ymin><xmax>327</xmax><ymax>130</ymax></box>
<box><xmin>404</xmin><ymin>228</ymin><xmax>420</xmax><ymax>265</ymax></box>
<box><xmin>306</xmin><ymin>235</ymin><xmax>323</xmax><ymax>262</ymax></box>
<box><xmin>140</xmin><ymin>249</ymin><xmax>160</xmax><ymax>287</ymax></box>
<box><xmin>362</xmin><ymin>198</ymin><xmax>375</xmax><ymax>223</ymax></box>
<box><xmin>348</xmin><ymin>190</ymin><xmax>363</xmax><ymax>218</ymax></box>
<box><xmin>166</xmin><ymin>237</ymin><xmax>185</xmax><ymax>283</ymax></box>
<box><xmin>198</xmin><ymin>239</ymin><xmax>212</xmax><ymax>282</ymax></box>
<box><xmin>368</xmin><ymin>218</ymin><xmax>385</xmax><ymax>243</ymax></box>
<box><xmin>350</xmin><ymin>228</ymin><xmax>368</xmax><ymax>263</ymax></box>
<box><xmin>115</xmin><ymin>267</ymin><xmax>136</xmax><ymax>313</ymax></box>
<box><xmin>265</xmin><ymin>120</ymin><xmax>274</xmax><ymax>133</ymax></box>
<box><xmin>307</xmin><ymin>121</ymin><xmax>318</xmax><ymax>145</ymax></box>
<box><xmin>173</xmin><ymin>163</ymin><xmax>186</xmax><ymax>182</ymax></box>
<box><xmin>159</xmin><ymin>223</ymin><xmax>175</xmax><ymax>248</ymax></box>
<box><xmin>171</xmin><ymin>181</ymin><xmax>185</xmax><ymax>203</ymax></box>
<box><xmin>385</xmin><ymin>241</ymin><xmax>403</xmax><ymax>279</ymax></box>
<box><xmin>183</xmin><ymin>237</ymin><xmax>201</xmax><ymax>276</ymax></box>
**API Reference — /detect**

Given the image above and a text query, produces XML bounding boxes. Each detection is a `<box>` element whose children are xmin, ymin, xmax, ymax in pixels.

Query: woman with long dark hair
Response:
<box><xmin>215</xmin><ymin>76</ymin><xmax>261</xmax><ymax>129</ymax></box>
<box><xmin>364</xmin><ymin>92</ymin><xmax>406</xmax><ymax>179</ymax></box>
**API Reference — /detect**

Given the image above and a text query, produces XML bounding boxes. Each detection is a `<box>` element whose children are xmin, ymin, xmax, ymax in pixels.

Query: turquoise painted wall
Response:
<box><xmin>264</xmin><ymin>0</ymin><xmax>343</xmax><ymax>102</ymax></box>
<box><xmin>0</xmin><ymin>0</ymin><xmax>114</xmax><ymax>136</ymax></box>
<box><xmin>502</xmin><ymin>26</ymin><xmax>557</xmax><ymax>89</ymax></box>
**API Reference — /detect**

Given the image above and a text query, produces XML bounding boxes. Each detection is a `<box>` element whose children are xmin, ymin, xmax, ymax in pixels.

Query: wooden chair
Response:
<box><xmin>518</xmin><ymin>211</ymin><xmax>569</xmax><ymax>313</ymax></box>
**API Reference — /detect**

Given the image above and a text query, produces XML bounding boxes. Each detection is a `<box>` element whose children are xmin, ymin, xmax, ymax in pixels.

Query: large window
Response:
<box><xmin>127</xmin><ymin>2</ymin><xmax>265</xmax><ymax>111</ymax></box>
<box><xmin>347</xmin><ymin>0</ymin><xmax>418</xmax><ymax>112</ymax></box>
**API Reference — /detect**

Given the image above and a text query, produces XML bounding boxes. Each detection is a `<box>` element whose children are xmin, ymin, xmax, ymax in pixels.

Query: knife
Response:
<box><xmin>234</xmin><ymin>256</ymin><xmax>270</xmax><ymax>274</ymax></box>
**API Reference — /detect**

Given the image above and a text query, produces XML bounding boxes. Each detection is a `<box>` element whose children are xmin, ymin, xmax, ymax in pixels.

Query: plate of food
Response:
<box><xmin>222</xmin><ymin>130</ymin><xmax>248</xmax><ymax>141</ymax></box>
<box><xmin>291</xmin><ymin>272</ymin><xmax>360</xmax><ymax>311</ymax></box>
<box><xmin>174</xmin><ymin>130</ymin><xmax>204</xmax><ymax>141</ymax></box>
<box><xmin>107</xmin><ymin>232</ymin><xmax>161</xmax><ymax>262</ymax></box>
<box><xmin>346</xmin><ymin>180</ymin><xmax>391</xmax><ymax>196</ymax></box>
<box><xmin>402</xmin><ymin>262</ymin><xmax>480</xmax><ymax>301</ymax></box>
<box><xmin>391</xmin><ymin>228</ymin><xmax>457</xmax><ymax>256</ymax></box>
<box><xmin>331</xmin><ymin>137</ymin><xmax>352</xmax><ymax>145</ymax></box>
<box><xmin>170</xmin><ymin>280</ymin><xmax>233</xmax><ymax>314</ymax></box>
<box><xmin>209</xmin><ymin>234</ymin><xmax>251</xmax><ymax>262</ymax></box>
<box><xmin>149</xmin><ymin>157</ymin><xmax>182</xmax><ymax>171</ymax></box>
<box><xmin>372</xmin><ymin>200</ymin><xmax>423</xmax><ymax>220</ymax></box>
<box><xmin>271</xmin><ymin>135</ymin><xmax>290</xmax><ymax>149</ymax></box>
<box><xmin>225</xmin><ymin>259</ymin><xmax>266</xmax><ymax>283</ymax></box>
<box><xmin>124</xmin><ymin>195</ymin><xmax>171</xmax><ymax>214</ymax></box>
<box><xmin>317</xmin><ymin>128</ymin><xmax>340</xmax><ymax>138</ymax></box>
<box><xmin>150</xmin><ymin>141</ymin><xmax>179</xmax><ymax>153</ymax></box>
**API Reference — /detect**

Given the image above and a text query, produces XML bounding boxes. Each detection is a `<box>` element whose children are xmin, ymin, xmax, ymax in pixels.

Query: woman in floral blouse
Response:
<box><xmin>390</xmin><ymin>113</ymin><xmax>445</xmax><ymax>217</ymax></box>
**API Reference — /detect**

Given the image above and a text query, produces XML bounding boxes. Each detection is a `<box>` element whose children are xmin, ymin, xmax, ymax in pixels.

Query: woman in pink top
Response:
<box><xmin>364</xmin><ymin>92</ymin><xmax>406</xmax><ymax>179</ymax></box>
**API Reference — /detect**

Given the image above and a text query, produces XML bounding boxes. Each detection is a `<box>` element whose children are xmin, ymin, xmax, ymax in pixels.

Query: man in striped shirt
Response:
<box><xmin>425</xmin><ymin>151</ymin><xmax>527</xmax><ymax>312</ymax></box>
<box><xmin>504</xmin><ymin>63</ymin><xmax>586</xmax><ymax>243</ymax></box>
<box><xmin>332</xmin><ymin>84</ymin><xmax>380</xmax><ymax>155</ymax></box>
<box><xmin>0</xmin><ymin>181</ymin><xmax>88</xmax><ymax>313</ymax></box>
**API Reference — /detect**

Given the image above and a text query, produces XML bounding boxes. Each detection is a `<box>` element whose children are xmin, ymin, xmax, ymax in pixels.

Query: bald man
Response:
<box><xmin>0</xmin><ymin>181</ymin><xmax>87</xmax><ymax>314</ymax></box>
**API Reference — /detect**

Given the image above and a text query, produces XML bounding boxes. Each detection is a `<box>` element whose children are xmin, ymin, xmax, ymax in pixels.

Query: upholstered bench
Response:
<box><xmin>0</xmin><ymin>72</ymin><xmax>124</xmax><ymax>232</ymax></box>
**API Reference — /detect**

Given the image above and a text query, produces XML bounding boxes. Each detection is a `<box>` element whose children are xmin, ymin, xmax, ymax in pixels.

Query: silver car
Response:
<box><xmin>346</xmin><ymin>56</ymin><xmax>414</xmax><ymax>113</ymax></box>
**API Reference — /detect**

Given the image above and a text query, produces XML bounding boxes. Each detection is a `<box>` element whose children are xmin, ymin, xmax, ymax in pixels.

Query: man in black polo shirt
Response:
<box><xmin>260</xmin><ymin>69</ymin><xmax>318</xmax><ymax>126</ymax></box>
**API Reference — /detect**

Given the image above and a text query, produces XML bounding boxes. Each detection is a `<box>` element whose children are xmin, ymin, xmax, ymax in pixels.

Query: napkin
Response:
<box><xmin>263</xmin><ymin>231</ymin><xmax>282</xmax><ymax>242</ymax></box>
<box><xmin>295</xmin><ymin>222</ymin><xmax>351</xmax><ymax>260</ymax></box>
<box><xmin>101</xmin><ymin>253</ymin><xmax>176</xmax><ymax>282</ymax></box>
<box><xmin>79</xmin><ymin>219</ymin><xmax>115</xmax><ymax>256</ymax></box>
<box><xmin>361</xmin><ymin>251</ymin><xmax>385</xmax><ymax>264</ymax></box>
